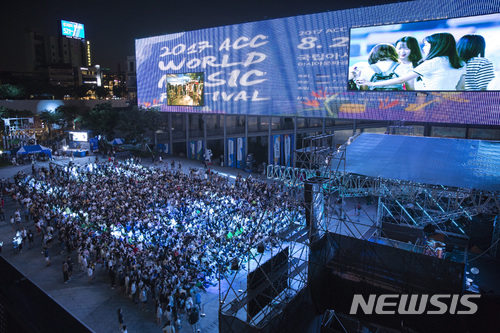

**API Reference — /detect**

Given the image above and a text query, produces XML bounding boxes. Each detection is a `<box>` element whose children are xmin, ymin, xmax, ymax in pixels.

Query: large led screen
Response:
<box><xmin>61</xmin><ymin>20</ymin><xmax>85</xmax><ymax>39</ymax></box>
<box><xmin>349</xmin><ymin>14</ymin><xmax>500</xmax><ymax>92</ymax></box>
<box><xmin>136</xmin><ymin>0</ymin><xmax>500</xmax><ymax>125</ymax></box>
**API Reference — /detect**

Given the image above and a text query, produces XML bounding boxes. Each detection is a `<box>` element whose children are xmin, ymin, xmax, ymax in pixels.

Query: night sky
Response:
<box><xmin>0</xmin><ymin>0</ymin><xmax>399</xmax><ymax>72</ymax></box>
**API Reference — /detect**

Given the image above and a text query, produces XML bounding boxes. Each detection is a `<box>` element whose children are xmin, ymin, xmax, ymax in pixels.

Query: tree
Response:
<box><xmin>39</xmin><ymin>110</ymin><xmax>64</xmax><ymax>139</ymax></box>
<box><xmin>55</xmin><ymin>105</ymin><xmax>83</xmax><ymax>130</ymax></box>
<box><xmin>117</xmin><ymin>107</ymin><xmax>147</xmax><ymax>145</ymax></box>
<box><xmin>0</xmin><ymin>84</ymin><xmax>26</xmax><ymax>100</ymax></box>
<box><xmin>144</xmin><ymin>108</ymin><xmax>162</xmax><ymax>146</ymax></box>
<box><xmin>116</xmin><ymin>107</ymin><xmax>161</xmax><ymax>150</ymax></box>
<box><xmin>80</xmin><ymin>103</ymin><xmax>118</xmax><ymax>139</ymax></box>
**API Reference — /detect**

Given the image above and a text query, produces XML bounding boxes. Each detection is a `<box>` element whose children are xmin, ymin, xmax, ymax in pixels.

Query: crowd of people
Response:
<box><xmin>2</xmin><ymin>158</ymin><xmax>302</xmax><ymax>330</ymax></box>
<box><xmin>349</xmin><ymin>32</ymin><xmax>495</xmax><ymax>91</ymax></box>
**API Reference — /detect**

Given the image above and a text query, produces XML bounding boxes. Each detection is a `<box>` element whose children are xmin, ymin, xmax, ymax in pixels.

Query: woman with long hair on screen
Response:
<box><xmin>456</xmin><ymin>34</ymin><xmax>495</xmax><ymax>90</ymax></box>
<box><xmin>395</xmin><ymin>36</ymin><xmax>424</xmax><ymax>89</ymax></box>
<box><xmin>357</xmin><ymin>33</ymin><xmax>465</xmax><ymax>91</ymax></box>
<box><xmin>354</xmin><ymin>43</ymin><xmax>415</xmax><ymax>90</ymax></box>
<box><xmin>395</xmin><ymin>36</ymin><xmax>423</xmax><ymax>68</ymax></box>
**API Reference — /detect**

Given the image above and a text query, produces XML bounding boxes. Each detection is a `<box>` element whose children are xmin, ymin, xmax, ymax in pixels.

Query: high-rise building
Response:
<box><xmin>23</xmin><ymin>20</ymin><xmax>91</xmax><ymax>87</ymax></box>
<box><xmin>126</xmin><ymin>56</ymin><xmax>137</xmax><ymax>101</ymax></box>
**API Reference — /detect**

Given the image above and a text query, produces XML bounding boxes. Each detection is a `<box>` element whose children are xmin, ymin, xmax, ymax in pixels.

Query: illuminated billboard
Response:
<box><xmin>61</xmin><ymin>20</ymin><xmax>85</xmax><ymax>39</ymax></box>
<box><xmin>135</xmin><ymin>0</ymin><xmax>500</xmax><ymax>125</ymax></box>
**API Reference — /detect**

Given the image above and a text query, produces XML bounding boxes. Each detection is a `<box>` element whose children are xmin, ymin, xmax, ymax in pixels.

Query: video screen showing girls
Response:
<box><xmin>348</xmin><ymin>13</ymin><xmax>500</xmax><ymax>91</ymax></box>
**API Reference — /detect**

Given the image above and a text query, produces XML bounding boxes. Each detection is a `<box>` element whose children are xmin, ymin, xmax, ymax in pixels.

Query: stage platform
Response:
<box><xmin>343</xmin><ymin>133</ymin><xmax>500</xmax><ymax>192</ymax></box>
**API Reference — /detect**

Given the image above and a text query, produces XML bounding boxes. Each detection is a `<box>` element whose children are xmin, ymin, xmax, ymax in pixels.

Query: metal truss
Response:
<box><xmin>491</xmin><ymin>216</ymin><xmax>500</xmax><ymax>258</ymax></box>
<box><xmin>268</xmin><ymin>135</ymin><xmax>500</xmax><ymax>239</ymax></box>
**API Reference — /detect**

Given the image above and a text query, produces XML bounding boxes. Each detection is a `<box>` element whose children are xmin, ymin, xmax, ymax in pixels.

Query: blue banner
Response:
<box><xmin>188</xmin><ymin>141</ymin><xmax>196</xmax><ymax>159</ymax></box>
<box><xmin>227</xmin><ymin>138</ymin><xmax>236</xmax><ymax>168</ymax></box>
<box><xmin>196</xmin><ymin>140</ymin><xmax>204</xmax><ymax>161</ymax></box>
<box><xmin>236</xmin><ymin>137</ymin><xmax>245</xmax><ymax>169</ymax></box>
<box><xmin>271</xmin><ymin>135</ymin><xmax>281</xmax><ymax>165</ymax></box>
<box><xmin>157</xmin><ymin>143</ymin><xmax>169</xmax><ymax>154</ymax></box>
<box><xmin>283</xmin><ymin>134</ymin><xmax>293</xmax><ymax>167</ymax></box>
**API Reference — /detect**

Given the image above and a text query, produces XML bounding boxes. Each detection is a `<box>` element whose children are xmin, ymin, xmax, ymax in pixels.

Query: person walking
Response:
<box><xmin>87</xmin><ymin>262</ymin><xmax>94</xmax><ymax>284</ymax></box>
<box><xmin>28</xmin><ymin>229</ymin><xmax>34</xmax><ymax>248</ymax></box>
<box><xmin>62</xmin><ymin>261</ymin><xmax>69</xmax><ymax>283</ymax></box>
<box><xmin>140</xmin><ymin>286</ymin><xmax>148</xmax><ymax>311</ymax></box>
<box><xmin>117</xmin><ymin>308</ymin><xmax>124</xmax><ymax>330</ymax></box>
<box><xmin>43</xmin><ymin>246</ymin><xmax>51</xmax><ymax>266</ymax></box>
<box><xmin>67</xmin><ymin>255</ymin><xmax>74</xmax><ymax>280</ymax></box>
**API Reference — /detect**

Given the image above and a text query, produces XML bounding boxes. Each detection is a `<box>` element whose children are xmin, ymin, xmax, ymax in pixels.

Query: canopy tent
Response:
<box><xmin>15</xmin><ymin>145</ymin><xmax>52</xmax><ymax>158</ymax></box>
<box><xmin>110</xmin><ymin>138</ymin><xmax>124</xmax><ymax>145</ymax></box>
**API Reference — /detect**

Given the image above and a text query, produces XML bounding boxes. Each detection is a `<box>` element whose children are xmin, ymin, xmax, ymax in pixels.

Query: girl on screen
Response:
<box><xmin>355</xmin><ymin>43</ymin><xmax>414</xmax><ymax>91</ymax></box>
<box><xmin>457</xmin><ymin>34</ymin><xmax>495</xmax><ymax>90</ymax></box>
<box><xmin>395</xmin><ymin>36</ymin><xmax>423</xmax><ymax>89</ymax></box>
<box><xmin>357</xmin><ymin>33</ymin><xmax>465</xmax><ymax>91</ymax></box>
<box><xmin>395</xmin><ymin>36</ymin><xmax>423</xmax><ymax>68</ymax></box>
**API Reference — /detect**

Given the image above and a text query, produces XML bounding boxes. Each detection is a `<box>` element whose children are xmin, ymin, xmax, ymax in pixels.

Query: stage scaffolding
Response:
<box><xmin>219</xmin><ymin>133</ymin><xmax>499</xmax><ymax>332</ymax></box>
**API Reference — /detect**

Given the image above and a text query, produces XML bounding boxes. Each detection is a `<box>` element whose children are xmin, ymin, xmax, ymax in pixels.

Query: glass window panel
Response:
<box><xmin>431</xmin><ymin>126</ymin><xmax>466</xmax><ymax>139</ymax></box>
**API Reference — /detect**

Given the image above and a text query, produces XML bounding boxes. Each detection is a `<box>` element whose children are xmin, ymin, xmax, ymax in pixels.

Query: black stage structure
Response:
<box><xmin>219</xmin><ymin>132</ymin><xmax>500</xmax><ymax>333</ymax></box>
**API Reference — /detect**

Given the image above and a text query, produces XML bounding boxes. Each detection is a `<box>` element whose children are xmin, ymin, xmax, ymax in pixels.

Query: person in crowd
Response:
<box><xmin>188</xmin><ymin>306</ymin><xmax>200</xmax><ymax>333</ymax></box>
<box><xmin>456</xmin><ymin>34</ymin><xmax>495</xmax><ymax>90</ymax></box>
<box><xmin>358</xmin><ymin>33</ymin><xmax>465</xmax><ymax>91</ymax></box>
<box><xmin>163</xmin><ymin>321</ymin><xmax>175</xmax><ymax>333</ymax></box>
<box><xmin>156</xmin><ymin>301</ymin><xmax>163</xmax><ymax>326</ymax></box>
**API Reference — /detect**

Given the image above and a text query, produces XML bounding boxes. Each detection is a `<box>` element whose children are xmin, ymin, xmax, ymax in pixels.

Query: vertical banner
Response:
<box><xmin>236</xmin><ymin>137</ymin><xmax>245</xmax><ymax>169</ymax></box>
<box><xmin>189</xmin><ymin>141</ymin><xmax>196</xmax><ymax>159</ymax></box>
<box><xmin>89</xmin><ymin>138</ymin><xmax>98</xmax><ymax>152</ymax></box>
<box><xmin>196</xmin><ymin>140</ymin><xmax>204</xmax><ymax>161</ymax></box>
<box><xmin>272</xmin><ymin>135</ymin><xmax>281</xmax><ymax>165</ymax></box>
<box><xmin>157</xmin><ymin>143</ymin><xmax>170</xmax><ymax>154</ymax></box>
<box><xmin>227</xmin><ymin>138</ymin><xmax>235</xmax><ymax>168</ymax></box>
<box><xmin>283</xmin><ymin>134</ymin><xmax>293</xmax><ymax>167</ymax></box>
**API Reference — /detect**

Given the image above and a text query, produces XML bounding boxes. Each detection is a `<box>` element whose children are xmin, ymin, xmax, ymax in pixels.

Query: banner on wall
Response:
<box><xmin>196</xmin><ymin>140</ymin><xmax>204</xmax><ymax>161</ymax></box>
<box><xmin>271</xmin><ymin>135</ymin><xmax>281</xmax><ymax>165</ymax></box>
<box><xmin>157</xmin><ymin>143</ymin><xmax>170</xmax><ymax>154</ymax></box>
<box><xmin>188</xmin><ymin>141</ymin><xmax>196</xmax><ymax>159</ymax></box>
<box><xmin>227</xmin><ymin>138</ymin><xmax>236</xmax><ymax>168</ymax></box>
<box><xmin>136</xmin><ymin>0</ymin><xmax>500</xmax><ymax>125</ymax></box>
<box><xmin>283</xmin><ymin>134</ymin><xmax>293</xmax><ymax>167</ymax></box>
<box><xmin>237</xmin><ymin>137</ymin><xmax>245</xmax><ymax>169</ymax></box>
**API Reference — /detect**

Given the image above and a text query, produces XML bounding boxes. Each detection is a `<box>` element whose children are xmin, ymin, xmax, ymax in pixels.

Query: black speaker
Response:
<box><xmin>304</xmin><ymin>182</ymin><xmax>314</xmax><ymax>227</ymax></box>
<box><xmin>230</xmin><ymin>258</ymin><xmax>239</xmax><ymax>270</ymax></box>
<box><xmin>257</xmin><ymin>243</ymin><xmax>265</xmax><ymax>254</ymax></box>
